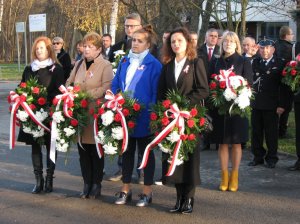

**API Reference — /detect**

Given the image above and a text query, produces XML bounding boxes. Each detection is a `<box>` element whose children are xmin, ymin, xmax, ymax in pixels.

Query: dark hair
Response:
<box><xmin>133</xmin><ymin>24</ymin><xmax>157</xmax><ymax>48</ymax></box>
<box><xmin>102</xmin><ymin>33</ymin><xmax>112</xmax><ymax>40</ymax></box>
<box><xmin>76</xmin><ymin>40</ymin><xmax>83</xmax><ymax>46</ymax></box>
<box><xmin>161</xmin><ymin>27</ymin><xmax>197</xmax><ymax>64</ymax></box>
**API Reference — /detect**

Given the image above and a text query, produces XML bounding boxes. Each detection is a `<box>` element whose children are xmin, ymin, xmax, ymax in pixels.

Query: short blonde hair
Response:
<box><xmin>83</xmin><ymin>32</ymin><xmax>102</xmax><ymax>49</ymax></box>
<box><xmin>220</xmin><ymin>31</ymin><xmax>242</xmax><ymax>56</ymax></box>
<box><xmin>31</xmin><ymin>36</ymin><xmax>58</xmax><ymax>63</ymax></box>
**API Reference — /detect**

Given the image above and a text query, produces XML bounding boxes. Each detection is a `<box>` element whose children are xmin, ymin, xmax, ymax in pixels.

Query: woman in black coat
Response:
<box><xmin>209</xmin><ymin>31</ymin><xmax>253</xmax><ymax>192</ymax></box>
<box><xmin>158</xmin><ymin>27</ymin><xmax>209</xmax><ymax>214</ymax></box>
<box><xmin>18</xmin><ymin>36</ymin><xmax>65</xmax><ymax>194</ymax></box>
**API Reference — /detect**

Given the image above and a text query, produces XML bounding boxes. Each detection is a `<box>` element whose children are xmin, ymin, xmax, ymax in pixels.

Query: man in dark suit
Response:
<box><xmin>242</xmin><ymin>36</ymin><xmax>259</xmax><ymax>62</ymax></box>
<box><xmin>197</xmin><ymin>28</ymin><xmax>220</xmax><ymax>151</ymax></box>
<box><xmin>102</xmin><ymin>34</ymin><xmax>112</xmax><ymax>60</ymax></box>
<box><xmin>274</xmin><ymin>26</ymin><xmax>295</xmax><ymax>138</ymax></box>
<box><xmin>248</xmin><ymin>39</ymin><xmax>288</xmax><ymax>168</ymax></box>
<box><xmin>198</xmin><ymin>28</ymin><xmax>220</xmax><ymax>79</ymax></box>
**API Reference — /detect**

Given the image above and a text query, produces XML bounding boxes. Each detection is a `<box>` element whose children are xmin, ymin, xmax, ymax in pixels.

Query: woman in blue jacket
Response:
<box><xmin>111</xmin><ymin>25</ymin><xmax>162</xmax><ymax>207</ymax></box>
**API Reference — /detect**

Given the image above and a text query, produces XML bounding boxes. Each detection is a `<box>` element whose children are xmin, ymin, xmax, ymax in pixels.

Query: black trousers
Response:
<box><xmin>122</xmin><ymin>136</ymin><xmax>155</xmax><ymax>185</ymax></box>
<box><xmin>77</xmin><ymin>143</ymin><xmax>104</xmax><ymax>185</ymax></box>
<box><xmin>175</xmin><ymin>183</ymin><xmax>195</xmax><ymax>198</ymax></box>
<box><xmin>251</xmin><ymin>109</ymin><xmax>279</xmax><ymax>163</ymax></box>
<box><xmin>295</xmin><ymin>102</ymin><xmax>300</xmax><ymax>160</ymax></box>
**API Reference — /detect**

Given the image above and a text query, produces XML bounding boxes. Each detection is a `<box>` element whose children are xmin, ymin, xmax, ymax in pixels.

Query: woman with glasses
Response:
<box><xmin>52</xmin><ymin>37</ymin><xmax>72</xmax><ymax>82</ymax></box>
<box><xmin>209</xmin><ymin>31</ymin><xmax>253</xmax><ymax>192</ymax></box>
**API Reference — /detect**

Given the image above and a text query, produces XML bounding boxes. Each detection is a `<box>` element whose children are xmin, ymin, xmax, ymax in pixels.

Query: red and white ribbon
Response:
<box><xmin>139</xmin><ymin>103</ymin><xmax>191</xmax><ymax>176</ymax></box>
<box><xmin>94</xmin><ymin>117</ymin><xmax>104</xmax><ymax>158</ymax></box>
<box><xmin>50</xmin><ymin>85</ymin><xmax>76</xmax><ymax>163</ymax></box>
<box><xmin>9</xmin><ymin>91</ymin><xmax>50</xmax><ymax>149</ymax></box>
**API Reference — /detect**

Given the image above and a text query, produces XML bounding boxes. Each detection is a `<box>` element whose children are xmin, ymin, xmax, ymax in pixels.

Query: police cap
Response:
<box><xmin>258</xmin><ymin>39</ymin><xmax>275</xmax><ymax>47</ymax></box>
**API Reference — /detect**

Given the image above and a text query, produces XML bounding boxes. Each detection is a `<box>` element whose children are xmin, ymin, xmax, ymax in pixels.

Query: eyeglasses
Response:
<box><xmin>124</xmin><ymin>24</ymin><xmax>140</xmax><ymax>29</ymax></box>
<box><xmin>52</xmin><ymin>42</ymin><xmax>61</xmax><ymax>45</ymax></box>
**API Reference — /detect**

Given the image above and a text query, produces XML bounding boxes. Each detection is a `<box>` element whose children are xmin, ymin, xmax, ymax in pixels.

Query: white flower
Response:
<box><xmin>235</xmin><ymin>94</ymin><xmax>250</xmax><ymax>109</ymax></box>
<box><xmin>114</xmin><ymin>50</ymin><xmax>126</xmax><ymax>57</ymax></box>
<box><xmin>239</xmin><ymin>87</ymin><xmax>252</xmax><ymax>98</ymax></box>
<box><xmin>35</xmin><ymin>110</ymin><xmax>48</xmax><ymax>122</ymax></box>
<box><xmin>223</xmin><ymin>88</ymin><xmax>237</xmax><ymax>101</ymax></box>
<box><xmin>112</xmin><ymin>126</ymin><xmax>124</xmax><ymax>140</ymax></box>
<box><xmin>60</xmin><ymin>139</ymin><xmax>65</xmax><ymax>144</ymax></box>
<box><xmin>166</xmin><ymin>131</ymin><xmax>181</xmax><ymax>143</ymax></box>
<box><xmin>63</xmin><ymin>126</ymin><xmax>76</xmax><ymax>137</ymax></box>
<box><xmin>101</xmin><ymin>110</ymin><xmax>114</xmax><ymax>126</ymax></box>
<box><xmin>167</xmin><ymin>155</ymin><xmax>184</xmax><ymax>165</ymax></box>
<box><xmin>56</xmin><ymin>142</ymin><xmax>69</xmax><ymax>152</ymax></box>
<box><xmin>16</xmin><ymin>110</ymin><xmax>29</xmax><ymax>122</ymax></box>
<box><xmin>96</xmin><ymin>130</ymin><xmax>105</xmax><ymax>144</ymax></box>
<box><xmin>52</xmin><ymin>111</ymin><xmax>65</xmax><ymax>123</ymax></box>
<box><xmin>229</xmin><ymin>76</ymin><xmax>245</xmax><ymax>89</ymax></box>
<box><xmin>22</xmin><ymin>126</ymin><xmax>32</xmax><ymax>134</ymax></box>
<box><xmin>158</xmin><ymin>143</ymin><xmax>171</xmax><ymax>153</ymax></box>
<box><xmin>103</xmin><ymin>142</ymin><xmax>118</xmax><ymax>155</ymax></box>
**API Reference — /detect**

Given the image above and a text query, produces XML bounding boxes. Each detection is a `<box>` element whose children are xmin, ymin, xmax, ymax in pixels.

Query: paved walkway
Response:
<box><xmin>0</xmin><ymin>81</ymin><xmax>300</xmax><ymax>224</ymax></box>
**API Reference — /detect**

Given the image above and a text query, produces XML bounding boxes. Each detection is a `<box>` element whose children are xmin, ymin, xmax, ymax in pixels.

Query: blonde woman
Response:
<box><xmin>209</xmin><ymin>31</ymin><xmax>253</xmax><ymax>192</ymax></box>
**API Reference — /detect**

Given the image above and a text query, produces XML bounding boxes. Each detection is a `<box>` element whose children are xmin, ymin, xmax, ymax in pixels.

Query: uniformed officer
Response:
<box><xmin>248</xmin><ymin>39</ymin><xmax>288</xmax><ymax>168</ymax></box>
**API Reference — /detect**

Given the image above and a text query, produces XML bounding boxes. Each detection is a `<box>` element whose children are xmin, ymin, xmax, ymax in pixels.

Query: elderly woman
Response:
<box><xmin>18</xmin><ymin>36</ymin><xmax>65</xmax><ymax>194</ymax></box>
<box><xmin>52</xmin><ymin>36</ymin><xmax>72</xmax><ymax>82</ymax></box>
<box><xmin>158</xmin><ymin>27</ymin><xmax>209</xmax><ymax>214</ymax></box>
<box><xmin>209</xmin><ymin>31</ymin><xmax>253</xmax><ymax>192</ymax></box>
<box><xmin>66</xmin><ymin>32</ymin><xmax>113</xmax><ymax>199</ymax></box>
<box><xmin>111</xmin><ymin>25</ymin><xmax>162</xmax><ymax>207</ymax></box>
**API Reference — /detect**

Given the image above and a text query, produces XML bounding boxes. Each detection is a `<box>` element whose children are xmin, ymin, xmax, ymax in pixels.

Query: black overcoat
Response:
<box><xmin>157</xmin><ymin>58</ymin><xmax>209</xmax><ymax>185</ymax></box>
<box><xmin>17</xmin><ymin>63</ymin><xmax>65</xmax><ymax>145</ymax></box>
<box><xmin>209</xmin><ymin>52</ymin><xmax>253</xmax><ymax>144</ymax></box>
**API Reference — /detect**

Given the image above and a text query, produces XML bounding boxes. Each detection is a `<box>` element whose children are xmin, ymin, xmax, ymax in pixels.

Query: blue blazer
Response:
<box><xmin>111</xmin><ymin>53</ymin><xmax>162</xmax><ymax>137</ymax></box>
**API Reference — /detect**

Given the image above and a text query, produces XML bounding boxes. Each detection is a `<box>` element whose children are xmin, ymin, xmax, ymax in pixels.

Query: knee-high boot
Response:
<box><xmin>45</xmin><ymin>156</ymin><xmax>55</xmax><ymax>193</ymax></box>
<box><xmin>32</xmin><ymin>154</ymin><xmax>44</xmax><ymax>194</ymax></box>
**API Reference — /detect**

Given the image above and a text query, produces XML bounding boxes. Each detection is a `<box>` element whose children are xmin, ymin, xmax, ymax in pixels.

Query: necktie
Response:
<box><xmin>208</xmin><ymin>48</ymin><xmax>213</xmax><ymax>61</ymax></box>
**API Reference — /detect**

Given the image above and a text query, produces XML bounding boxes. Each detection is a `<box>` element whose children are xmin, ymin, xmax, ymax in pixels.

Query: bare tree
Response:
<box><xmin>110</xmin><ymin>0</ymin><xmax>119</xmax><ymax>44</ymax></box>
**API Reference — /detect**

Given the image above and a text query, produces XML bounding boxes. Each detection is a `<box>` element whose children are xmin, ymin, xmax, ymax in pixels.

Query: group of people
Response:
<box><xmin>16</xmin><ymin>11</ymin><xmax>300</xmax><ymax>215</ymax></box>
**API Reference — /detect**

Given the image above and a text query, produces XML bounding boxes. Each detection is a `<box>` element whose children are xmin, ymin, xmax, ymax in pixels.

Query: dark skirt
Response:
<box><xmin>210</xmin><ymin>109</ymin><xmax>249</xmax><ymax>144</ymax></box>
<box><xmin>17</xmin><ymin>128</ymin><xmax>50</xmax><ymax>145</ymax></box>
<box><xmin>162</xmin><ymin>142</ymin><xmax>200</xmax><ymax>185</ymax></box>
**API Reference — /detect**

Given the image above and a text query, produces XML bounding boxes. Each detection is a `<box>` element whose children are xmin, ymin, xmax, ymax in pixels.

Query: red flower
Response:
<box><xmin>229</xmin><ymin>72</ymin><xmax>236</xmax><ymax>77</ymax></box>
<box><xmin>89</xmin><ymin>108</ymin><xmax>94</xmax><ymax>115</ymax></box>
<box><xmin>133</xmin><ymin>103</ymin><xmax>141</xmax><ymax>111</ymax></box>
<box><xmin>282</xmin><ymin>70</ymin><xmax>287</xmax><ymax>76</ymax></box>
<box><xmin>20</xmin><ymin>82</ymin><xmax>26</xmax><ymax>88</ymax></box>
<box><xmin>296</xmin><ymin>54</ymin><xmax>300</xmax><ymax>62</ymax></box>
<box><xmin>67</xmin><ymin>100</ymin><xmax>74</xmax><ymax>108</ymax></box>
<box><xmin>199</xmin><ymin>117</ymin><xmax>206</xmax><ymax>126</ymax></box>
<box><xmin>37</xmin><ymin>97</ymin><xmax>46</xmax><ymax>105</ymax></box>
<box><xmin>52</xmin><ymin>97</ymin><xmax>59</xmax><ymax>106</ymax></box>
<box><xmin>150</xmin><ymin>112</ymin><xmax>158</xmax><ymax>121</ymax></box>
<box><xmin>209</xmin><ymin>82</ymin><xmax>217</xmax><ymax>90</ymax></box>
<box><xmin>118</xmin><ymin>98</ymin><xmax>125</xmax><ymax>105</ymax></box>
<box><xmin>81</xmin><ymin>99</ymin><xmax>88</xmax><ymax>108</ymax></box>
<box><xmin>122</xmin><ymin>108</ymin><xmax>129</xmax><ymax>116</ymax></box>
<box><xmin>29</xmin><ymin>104</ymin><xmax>36</xmax><ymax>110</ymax></box>
<box><xmin>211</xmin><ymin>74</ymin><xmax>217</xmax><ymax>79</ymax></box>
<box><xmin>291</xmin><ymin>69</ymin><xmax>297</xmax><ymax>76</ymax></box>
<box><xmin>96</xmin><ymin>99</ymin><xmax>101</xmax><ymax>106</ymax></box>
<box><xmin>98</xmin><ymin>108</ymin><xmax>105</xmax><ymax>115</ymax></box>
<box><xmin>93</xmin><ymin>114</ymin><xmax>98</xmax><ymax>119</ymax></box>
<box><xmin>289</xmin><ymin>61</ymin><xmax>297</xmax><ymax>67</ymax></box>
<box><xmin>180</xmin><ymin>134</ymin><xmax>188</xmax><ymax>140</ymax></box>
<box><xmin>188</xmin><ymin>134</ymin><xmax>196</xmax><ymax>141</ymax></box>
<box><xmin>20</xmin><ymin>95</ymin><xmax>27</xmax><ymax>102</ymax></box>
<box><xmin>162</xmin><ymin>100</ymin><xmax>171</xmax><ymax>108</ymax></box>
<box><xmin>187</xmin><ymin>119</ymin><xmax>195</xmax><ymax>128</ymax></box>
<box><xmin>49</xmin><ymin>111</ymin><xmax>53</xmax><ymax>117</ymax></box>
<box><xmin>128</xmin><ymin>121</ymin><xmax>135</xmax><ymax>128</ymax></box>
<box><xmin>67</xmin><ymin>110</ymin><xmax>73</xmax><ymax>117</ymax></box>
<box><xmin>155</xmin><ymin>132</ymin><xmax>159</xmax><ymax>136</ymax></box>
<box><xmin>219</xmin><ymin>81</ymin><xmax>226</xmax><ymax>89</ymax></box>
<box><xmin>73</xmin><ymin>86</ymin><xmax>80</xmax><ymax>93</ymax></box>
<box><xmin>190</xmin><ymin>108</ymin><xmax>198</xmax><ymax>117</ymax></box>
<box><xmin>70</xmin><ymin>119</ymin><xmax>78</xmax><ymax>127</ymax></box>
<box><xmin>114</xmin><ymin>113</ymin><xmax>122</xmax><ymax>122</ymax></box>
<box><xmin>32</xmin><ymin>87</ymin><xmax>40</xmax><ymax>94</ymax></box>
<box><xmin>161</xmin><ymin>117</ymin><xmax>170</xmax><ymax>126</ymax></box>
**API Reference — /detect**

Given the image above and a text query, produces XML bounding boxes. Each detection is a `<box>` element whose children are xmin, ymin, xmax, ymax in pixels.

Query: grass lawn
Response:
<box><xmin>0</xmin><ymin>63</ymin><xmax>24</xmax><ymax>80</ymax></box>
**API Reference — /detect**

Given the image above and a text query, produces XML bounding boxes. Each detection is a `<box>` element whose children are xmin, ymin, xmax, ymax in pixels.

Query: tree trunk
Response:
<box><xmin>198</xmin><ymin>0</ymin><xmax>214</xmax><ymax>44</ymax></box>
<box><xmin>239</xmin><ymin>0</ymin><xmax>248</xmax><ymax>39</ymax></box>
<box><xmin>109</xmin><ymin>0</ymin><xmax>119</xmax><ymax>45</ymax></box>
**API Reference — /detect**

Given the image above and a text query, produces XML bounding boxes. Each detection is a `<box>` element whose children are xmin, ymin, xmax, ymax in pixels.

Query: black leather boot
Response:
<box><xmin>45</xmin><ymin>157</ymin><xmax>55</xmax><ymax>193</ymax></box>
<box><xmin>32</xmin><ymin>154</ymin><xmax>44</xmax><ymax>194</ymax></box>
<box><xmin>181</xmin><ymin>197</ymin><xmax>194</xmax><ymax>214</ymax></box>
<box><xmin>89</xmin><ymin>183</ymin><xmax>101</xmax><ymax>199</ymax></box>
<box><xmin>169</xmin><ymin>196</ymin><xmax>184</xmax><ymax>213</ymax></box>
